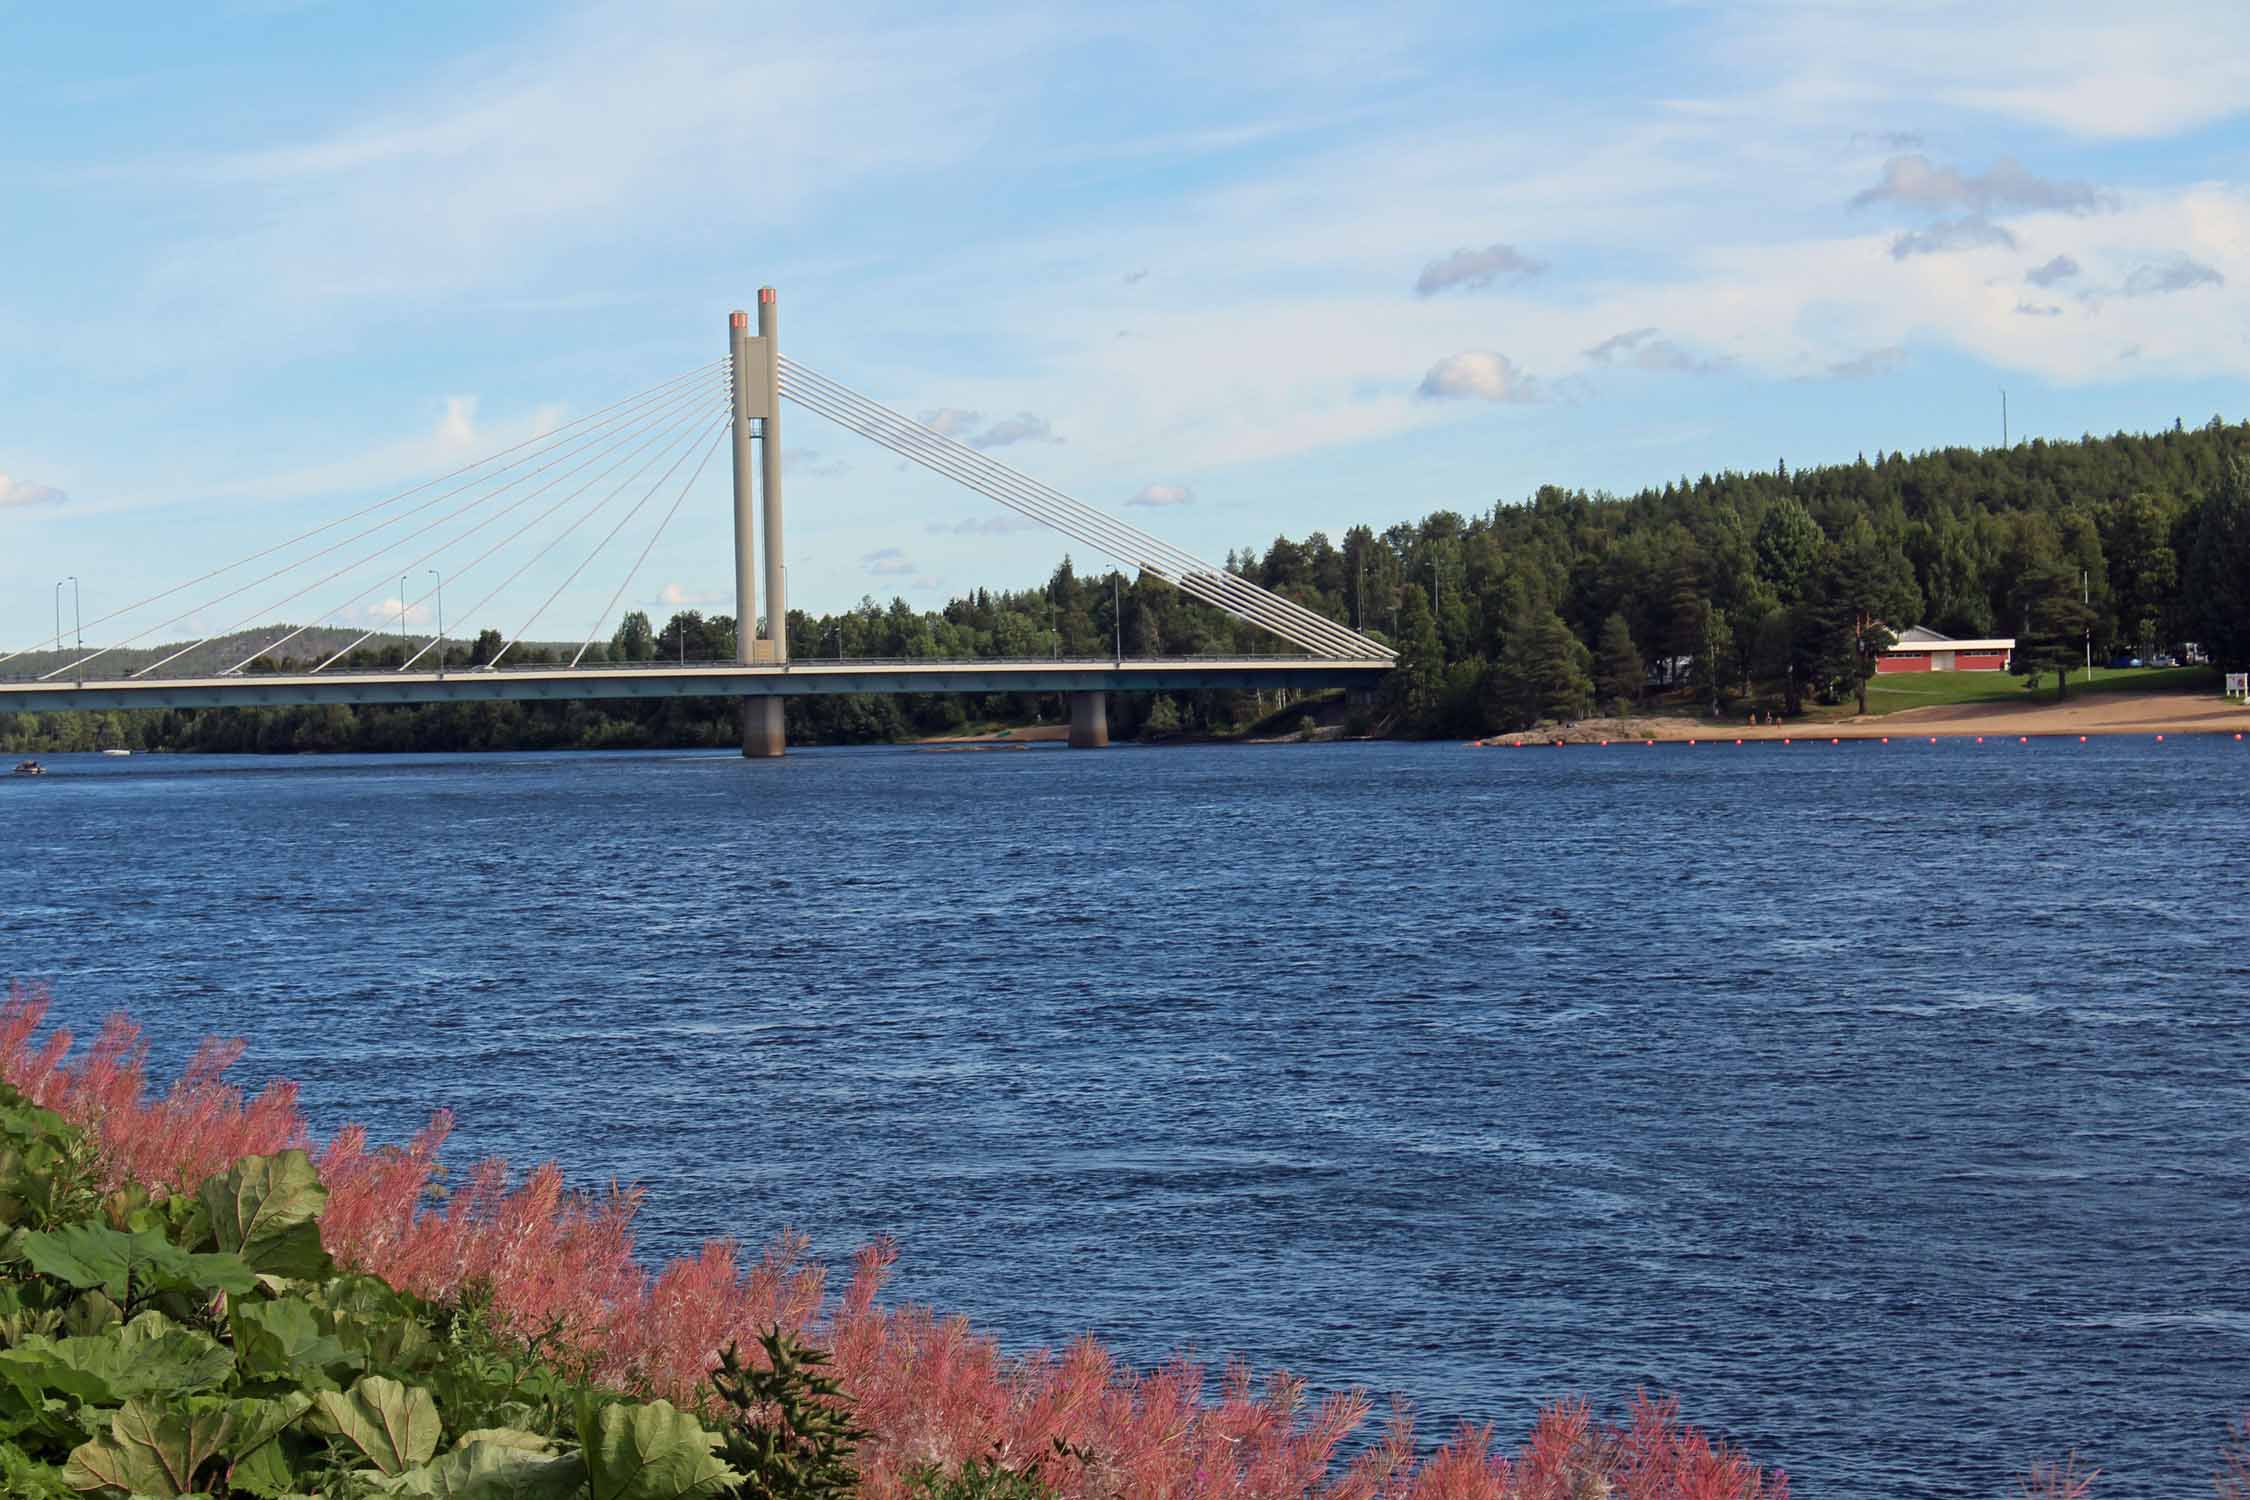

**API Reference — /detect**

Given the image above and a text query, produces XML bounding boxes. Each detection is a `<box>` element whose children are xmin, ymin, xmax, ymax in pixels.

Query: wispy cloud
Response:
<box><xmin>928</xmin><ymin>514</ymin><xmax>1043</xmax><ymax>536</ymax></box>
<box><xmin>1889</xmin><ymin>216</ymin><xmax>2016</xmax><ymax>259</ymax></box>
<box><xmin>659</xmin><ymin>581</ymin><xmax>723</xmax><ymax>607</ymax></box>
<box><xmin>2014</xmin><ymin>301</ymin><xmax>2063</xmax><ymax>318</ymax></box>
<box><xmin>1417</xmin><ymin>351</ymin><xmax>1538</xmax><ymax>403</ymax></box>
<box><xmin>973</xmin><ymin>412</ymin><xmax>1061</xmax><ymax>447</ymax></box>
<box><xmin>1584</xmin><ymin>327</ymin><xmax>1726</xmax><ymax>375</ymax></box>
<box><xmin>1122</xmin><ymin>268</ymin><xmax>1149</xmax><ymax>284</ymax></box>
<box><xmin>916</xmin><ymin>408</ymin><xmax>1063</xmax><ymax>448</ymax></box>
<box><xmin>1824</xmin><ymin>347</ymin><xmax>1908</xmax><ymax>380</ymax></box>
<box><xmin>1853</xmin><ymin>154</ymin><xmax>2114</xmax><ymax>217</ymax></box>
<box><xmin>1413</xmin><ymin>242</ymin><xmax>1545</xmax><ymax>296</ymax></box>
<box><xmin>861</xmin><ymin>547</ymin><xmax>915</xmax><ymax>576</ymax></box>
<box><xmin>2025</xmin><ymin>253</ymin><xmax>2080</xmax><ymax>287</ymax></box>
<box><xmin>783</xmin><ymin>448</ymin><xmax>848</xmax><ymax>479</ymax></box>
<box><xmin>0</xmin><ymin>473</ymin><xmax>67</xmax><ymax>508</ymax></box>
<box><xmin>2121</xmin><ymin>256</ymin><xmax>2225</xmax><ymax>296</ymax></box>
<box><xmin>1125</xmin><ymin>482</ymin><xmax>1194</xmax><ymax>508</ymax></box>
<box><xmin>364</xmin><ymin>597</ymin><xmax>431</xmax><ymax>626</ymax></box>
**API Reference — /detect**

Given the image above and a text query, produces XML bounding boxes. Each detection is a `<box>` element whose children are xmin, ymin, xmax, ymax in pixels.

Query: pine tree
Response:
<box><xmin>1594</xmin><ymin>612</ymin><xmax>1643</xmax><ymax>713</ymax></box>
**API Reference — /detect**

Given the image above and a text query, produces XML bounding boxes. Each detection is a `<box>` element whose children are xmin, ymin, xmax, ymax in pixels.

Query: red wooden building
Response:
<box><xmin>1877</xmin><ymin>625</ymin><xmax>2015</xmax><ymax>674</ymax></box>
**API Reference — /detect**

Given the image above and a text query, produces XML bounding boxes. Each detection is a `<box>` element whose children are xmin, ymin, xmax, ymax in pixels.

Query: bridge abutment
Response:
<box><xmin>1067</xmin><ymin>691</ymin><xmax>1109</xmax><ymax>749</ymax></box>
<box><xmin>741</xmin><ymin>698</ymin><xmax>786</xmax><ymax>758</ymax></box>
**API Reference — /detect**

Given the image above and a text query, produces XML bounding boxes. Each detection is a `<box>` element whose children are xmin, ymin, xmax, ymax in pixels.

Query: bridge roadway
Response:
<box><xmin>0</xmin><ymin>656</ymin><xmax>1388</xmax><ymax>741</ymax></box>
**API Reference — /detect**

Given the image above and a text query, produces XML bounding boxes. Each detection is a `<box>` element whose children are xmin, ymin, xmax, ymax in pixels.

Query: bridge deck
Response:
<box><xmin>0</xmin><ymin>657</ymin><xmax>1389</xmax><ymax>714</ymax></box>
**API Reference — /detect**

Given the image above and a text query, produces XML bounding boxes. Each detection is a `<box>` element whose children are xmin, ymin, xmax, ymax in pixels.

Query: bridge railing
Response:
<box><xmin>0</xmin><ymin>651</ymin><xmax>1388</xmax><ymax>686</ymax></box>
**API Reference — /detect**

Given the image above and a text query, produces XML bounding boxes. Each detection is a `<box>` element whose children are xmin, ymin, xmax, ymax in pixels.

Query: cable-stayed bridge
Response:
<box><xmin>1</xmin><ymin>290</ymin><xmax>1392</xmax><ymax>754</ymax></box>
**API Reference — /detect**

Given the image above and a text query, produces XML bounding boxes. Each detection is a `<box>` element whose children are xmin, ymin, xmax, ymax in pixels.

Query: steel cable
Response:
<box><xmin>120</xmin><ymin>380</ymin><xmax>726</xmax><ymax>681</ymax></box>
<box><xmin>5</xmin><ymin>360</ymin><xmax>724</xmax><ymax>670</ymax></box>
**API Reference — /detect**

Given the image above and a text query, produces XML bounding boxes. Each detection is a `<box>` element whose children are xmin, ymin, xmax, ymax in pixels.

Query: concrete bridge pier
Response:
<box><xmin>741</xmin><ymin>698</ymin><xmax>786</xmax><ymax>758</ymax></box>
<box><xmin>1067</xmin><ymin>691</ymin><xmax>1109</xmax><ymax>749</ymax></box>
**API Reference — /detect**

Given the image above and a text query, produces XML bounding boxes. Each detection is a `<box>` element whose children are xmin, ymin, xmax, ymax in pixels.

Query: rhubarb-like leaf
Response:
<box><xmin>198</xmin><ymin>1152</ymin><xmax>333</xmax><ymax>1282</ymax></box>
<box><xmin>580</xmin><ymin>1398</ymin><xmax>739</xmax><ymax>1500</ymax></box>
<box><xmin>61</xmin><ymin>1397</ymin><xmax>233</xmax><ymax>1498</ymax></box>
<box><xmin>314</xmin><ymin>1375</ymin><xmax>441</xmax><ymax>1476</ymax></box>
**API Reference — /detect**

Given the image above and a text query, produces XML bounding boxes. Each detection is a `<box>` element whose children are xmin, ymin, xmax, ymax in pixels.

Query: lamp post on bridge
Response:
<box><xmin>53</xmin><ymin>578</ymin><xmax>78</xmax><ymax>655</ymax></box>
<box><xmin>427</xmin><ymin>569</ymin><xmax>445</xmax><ymax>679</ymax></box>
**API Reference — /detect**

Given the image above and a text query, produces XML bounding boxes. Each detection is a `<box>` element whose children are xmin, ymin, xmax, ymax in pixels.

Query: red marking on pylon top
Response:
<box><xmin>759</xmin><ymin>287</ymin><xmax>778</xmax><ymax>303</ymax></box>
<box><xmin>730</xmin><ymin>310</ymin><xmax>747</xmax><ymax>329</ymax></box>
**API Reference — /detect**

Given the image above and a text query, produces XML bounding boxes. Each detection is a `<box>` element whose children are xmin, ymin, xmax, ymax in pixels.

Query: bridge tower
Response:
<box><xmin>730</xmin><ymin>290</ymin><xmax>788</xmax><ymax>756</ymax></box>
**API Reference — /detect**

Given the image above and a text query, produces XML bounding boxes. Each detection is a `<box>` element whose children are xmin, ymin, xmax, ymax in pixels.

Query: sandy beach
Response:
<box><xmin>1475</xmin><ymin>689</ymin><xmax>2250</xmax><ymax>745</ymax></box>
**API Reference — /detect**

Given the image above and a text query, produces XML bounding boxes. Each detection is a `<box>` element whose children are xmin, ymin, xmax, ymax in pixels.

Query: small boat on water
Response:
<box><xmin>11</xmin><ymin>760</ymin><xmax>46</xmax><ymax>777</ymax></box>
<box><xmin>99</xmin><ymin>748</ymin><xmax>131</xmax><ymax>757</ymax></box>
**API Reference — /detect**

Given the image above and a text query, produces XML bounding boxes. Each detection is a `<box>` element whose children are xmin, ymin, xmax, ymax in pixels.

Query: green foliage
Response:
<box><xmin>8</xmin><ymin>423</ymin><xmax>2247</xmax><ymax>753</ymax></box>
<box><xmin>0</xmin><ymin>1091</ymin><xmax>846</xmax><ymax>1500</ymax></box>
<box><xmin>2188</xmin><ymin>456</ymin><xmax>2250</xmax><ymax>670</ymax></box>
<box><xmin>1593</xmin><ymin>612</ymin><xmax>1643</xmax><ymax>714</ymax></box>
<box><xmin>200</xmin><ymin>1150</ymin><xmax>335</xmax><ymax>1283</ymax></box>
<box><xmin>709</xmin><ymin>1330</ymin><xmax>866</xmax><ymax>1500</ymax></box>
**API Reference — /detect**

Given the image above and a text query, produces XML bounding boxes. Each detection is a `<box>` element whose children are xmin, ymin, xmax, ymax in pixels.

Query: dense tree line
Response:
<box><xmin>7</xmin><ymin>419</ymin><xmax>2247</xmax><ymax>753</ymax></box>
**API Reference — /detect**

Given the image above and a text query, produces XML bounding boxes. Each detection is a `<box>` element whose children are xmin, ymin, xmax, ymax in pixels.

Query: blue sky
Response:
<box><xmin>4</xmin><ymin>0</ymin><xmax>2248</xmax><ymax>649</ymax></box>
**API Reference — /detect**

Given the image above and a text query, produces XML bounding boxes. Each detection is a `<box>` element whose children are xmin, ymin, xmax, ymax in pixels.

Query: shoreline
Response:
<box><xmin>1475</xmin><ymin>689</ymin><xmax>2250</xmax><ymax>746</ymax></box>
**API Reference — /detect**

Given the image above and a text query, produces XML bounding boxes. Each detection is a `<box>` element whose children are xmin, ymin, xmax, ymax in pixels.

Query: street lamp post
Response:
<box><xmin>427</xmin><ymin>570</ymin><xmax>445</xmax><ymax>677</ymax></box>
<box><xmin>400</xmin><ymin>575</ymin><xmax>409</xmax><ymax>652</ymax></box>
<box><xmin>1113</xmin><ymin>574</ymin><xmax>1122</xmax><ymax>665</ymax></box>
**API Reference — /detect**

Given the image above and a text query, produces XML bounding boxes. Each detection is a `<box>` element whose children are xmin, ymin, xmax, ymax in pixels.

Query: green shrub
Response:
<box><xmin>0</xmin><ymin>1081</ymin><xmax>776</xmax><ymax>1499</ymax></box>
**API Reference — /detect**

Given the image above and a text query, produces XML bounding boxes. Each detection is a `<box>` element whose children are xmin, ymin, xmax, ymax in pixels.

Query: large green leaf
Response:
<box><xmin>60</xmin><ymin>1397</ymin><xmax>232</xmax><ymax>1498</ymax></box>
<box><xmin>21</xmin><ymin>1222</ymin><xmax>256</xmax><ymax>1302</ymax></box>
<box><xmin>0</xmin><ymin>1318</ymin><xmax>234</xmax><ymax>1406</ymax></box>
<box><xmin>314</xmin><ymin>1375</ymin><xmax>441</xmax><ymax>1477</ymax></box>
<box><xmin>218</xmin><ymin>1393</ymin><xmax>313</xmax><ymax>1498</ymax></box>
<box><xmin>581</xmin><ymin>1399</ymin><xmax>739</xmax><ymax>1500</ymax></box>
<box><xmin>197</xmin><ymin>1152</ymin><xmax>332</xmax><ymax>1282</ymax></box>
<box><xmin>383</xmin><ymin>1440</ymin><xmax>587</xmax><ymax>1499</ymax></box>
<box><xmin>231</xmin><ymin>1296</ymin><xmax>358</xmax><ymax>1387</ymax></box>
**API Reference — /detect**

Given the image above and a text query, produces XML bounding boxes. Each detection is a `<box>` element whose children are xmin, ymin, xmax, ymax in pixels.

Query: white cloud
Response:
<box><xmin>1852</xmin><ymin>154</ymin><xmax>2113</xmax><ymax>217</ymax></box>
<box><xmin>364</xmin><ymin>597</ymin><xmax>431</xmax><ymax>626</ymax></box>
<box><xmin>1417</xmin><ymin>351</ymin><xmax>1538</xmax><ymax>403</ymax></box>
<box><xmin>928</xmin><ymin>514</ymin><xmax>1042</xmax><ymax>535</ymax></box>
<box><xmin>1584</xmin><ymin>327</ymin><xmax>1726</xmax><ymax>375</ymax></box>
<box><xmin>1888</xmin><ymin>217</ymin><xmax>2017</xmax><ymax>259</ymax></box>
<box><xmin>919</xmin><ymin>407</ymin><xmax>983</xmax><ymax>440</ymax></box>
<box><xmin>972</xmin><ymin>411</ymin><xmax>1061</xmax><ymax>447</ymax></box>
<box><xmin>1125</xmin><ymin>482</ymin><xmax>1194</xmax><ymax>508</ymax></box>
<box><xmin>437</xmin><ymin>396</ymin><xmax>479</xmax><ymax>450</ymax></box>
<box><xmin>861</xmin><ymin>547</ymin><xmax>915</xmax><ymax>576</ymax></box>
<box><xmin>1824</xmin><ymin>347</ymin><xmax>1908</xmax><ymax>380</ymax></box>
<box><xmin>1413</xmin><ymin>242</ymin><xmax>1545</xmax><ymax>296</ymax></box>
<box><xmin>0</xmin><ymin>473</ymin><xmax>66</xmax><ymax>508</ymax></box>
<box><xmin>2120</xmin><ymin>256</ymin><xmax>2226</xmax><ymax>296</ymax></box>
<box><xmin>659</xmin><ymin>581</ymin><xmax>723</xmax><ymax>607</ymax></box>
<box><xmin>915</xmin><ymin>408</ymin><xmax>1061</xmax><ymax>448</ymax></box>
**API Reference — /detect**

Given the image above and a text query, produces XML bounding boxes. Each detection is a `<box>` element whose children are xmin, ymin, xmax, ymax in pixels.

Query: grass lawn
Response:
<box><xmin>1855</xmin><ymin>663</ymin><xmax>2219</xmax><ymax>714</ymax></box>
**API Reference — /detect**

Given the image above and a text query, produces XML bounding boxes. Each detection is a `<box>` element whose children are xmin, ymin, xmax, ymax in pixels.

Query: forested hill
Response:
<box><xmin>6</xmin><ymin>417</ymin><xmax>2248</xmax><ymax>753</ymax></box>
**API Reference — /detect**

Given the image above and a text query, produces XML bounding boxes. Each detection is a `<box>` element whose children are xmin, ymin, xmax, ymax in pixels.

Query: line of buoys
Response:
<box><xmin>1477</xmin><ymin>727</ymin><xmax>2244</xmax><ymax>750</ymax></box>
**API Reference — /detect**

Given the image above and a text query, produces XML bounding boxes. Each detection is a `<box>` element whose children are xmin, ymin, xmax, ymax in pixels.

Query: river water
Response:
<box><xmin>4</xmin><ymin>739</ymin><xmax>2246</xmax><ymax>1496</ymax></box>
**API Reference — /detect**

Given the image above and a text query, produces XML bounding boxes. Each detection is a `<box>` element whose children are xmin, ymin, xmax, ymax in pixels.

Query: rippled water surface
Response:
<box><xmin>5</xmin><ymin>739</ymin><xmax>2248</xmax><ymax>1496</ymax></box>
